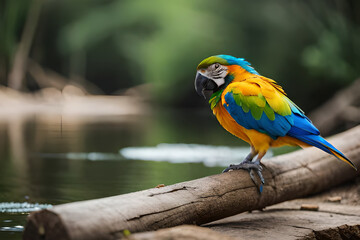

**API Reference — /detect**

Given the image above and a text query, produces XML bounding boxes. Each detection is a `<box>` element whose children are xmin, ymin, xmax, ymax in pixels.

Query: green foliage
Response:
<box><xmin>300</xmin><ymin>2</ymin><xmax>360</xmax><ymax>82</ymax></box>
<box><xmin>59</xmin><ymin>0</ymin><xmax>232</xmax><ymax>100</ymax></box>
<box><xmin>2</xmin><ymin>0</ymin><xmax>360</xmax><ymax>108</ymax></box>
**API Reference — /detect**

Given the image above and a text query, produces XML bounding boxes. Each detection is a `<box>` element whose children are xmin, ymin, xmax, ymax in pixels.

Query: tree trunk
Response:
<box><xmin>23</xmin><ymin>126</ymin><xmax>360</xmax><ymax>240</ymax></box>
<box><xmin>7</xmin><ymin>0</ymin><xmax>43</xmax><ymax>90</ymax></box>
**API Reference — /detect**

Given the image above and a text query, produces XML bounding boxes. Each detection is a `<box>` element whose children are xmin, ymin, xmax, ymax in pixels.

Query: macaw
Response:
<box><xmin>195</xmin><ymin>54</ymin><xmax>357</xmax><ymax>188</ymax></box>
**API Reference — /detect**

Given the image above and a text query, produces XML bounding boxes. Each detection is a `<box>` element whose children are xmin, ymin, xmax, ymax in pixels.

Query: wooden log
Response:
<box><xmin>127</xmin><ymin>225</ymin><xmax>236</xmax><ymax>240</ymax></box>
<box><xmin>128</xmin><ymin>182</ymin><xmax>360</xmax><ymax>240</ymax></box>
<box><xmin>23</xmin><ymin>126</ymin><xmax>360</xmax><ymax>240</ymax></box>
<box><xmin>205</xmin><ymin>202</ymin><xmax>360</xmax><ymax>240</ymax></box>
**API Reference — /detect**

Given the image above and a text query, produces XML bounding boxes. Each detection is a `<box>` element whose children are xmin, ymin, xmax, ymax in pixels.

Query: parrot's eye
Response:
<box><xmin>214</xmin><ymin>63</ymin><xmax>220</xmax><ymax>69</ymax></box>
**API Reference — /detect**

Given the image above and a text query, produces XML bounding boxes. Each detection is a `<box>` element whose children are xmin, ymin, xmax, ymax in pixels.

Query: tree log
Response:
<box><xmin>309</xmin><ymin>78</ymin><xmax>360</xmax><ymax>136</ymax></box>
<box><xmin>23</xmin><ymin>126</ymin><xmax>360</xmax><ymax>240</ymax></box>
<box><xmin>127</xmin><ymin>225</ymin><xmax>236</xmax><ymax>240</ymax></box>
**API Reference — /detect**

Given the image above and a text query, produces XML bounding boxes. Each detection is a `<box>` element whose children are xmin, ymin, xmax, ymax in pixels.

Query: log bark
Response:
<box><xmin>127</xmin><ymin>225</ymin><xmax>236</xmax><ymax>240</ymax></box>
<box><xmin>205</xmin><ymin>202</ymin><xmax>360</xmax><ymax>240</ymax></box>
<box><xmin>127</xmin><ymin>179</ymin><xmax>360</xmax><ymax>240</ymax></box>
<box><xmin>23</xmin><ymin>126</ymin><xmax>360</xmax><ymax>240</ymax></box>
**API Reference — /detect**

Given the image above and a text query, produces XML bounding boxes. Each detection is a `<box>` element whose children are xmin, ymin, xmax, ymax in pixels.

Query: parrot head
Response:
<box><xmin>195</xmin><ymin>55</ymin><xmax>259</xmax><ymax>100</ymax></box>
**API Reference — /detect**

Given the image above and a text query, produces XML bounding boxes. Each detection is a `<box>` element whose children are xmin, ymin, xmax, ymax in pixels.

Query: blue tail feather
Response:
<box><xmin>290</xmin><ymin>133</ymin><xmax>339</xmax><ymax>156</ymax></box>
<box><xmin>287</xmin><ymin>112</ymin><xmax>356</xmax><ymax>169</ymax></box>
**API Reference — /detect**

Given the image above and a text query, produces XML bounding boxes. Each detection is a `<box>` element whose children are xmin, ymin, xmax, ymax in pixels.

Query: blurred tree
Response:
<box><xmin>0</xmin><ymin>0</ymin><xmax>30</xmax><ymax>85</ymax></box>
<box><xmin>1</xmin><ymin>0</ymin><xmax>359</xmax><ymax>110</ymax></box>
<box><xmin>300</xmin><ymin>1</ymin><xmax>360</xmax><ymax>82</ymax></box>
<box><xmin>8</xmin><ymin>0</ymin><xmax>43</xmax><ymax>90</ymax></box>
<box><xmin>58</xmin><ymin>0</ymin><xmax>231</xmax><ymax>100</ymax></box>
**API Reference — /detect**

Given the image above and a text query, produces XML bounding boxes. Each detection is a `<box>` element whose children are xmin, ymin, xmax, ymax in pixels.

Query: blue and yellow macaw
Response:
<box><xmin>195</xmin><ymin>55</ymin><xmax>357</xmax><ymax>187</ymax></box>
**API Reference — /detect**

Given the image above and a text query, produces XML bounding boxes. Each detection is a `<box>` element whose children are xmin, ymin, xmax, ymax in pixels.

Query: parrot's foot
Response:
<box><xmin>222</xmin><ymin>162</ymin><xmax>265</xmax><ymax>191</ymax></box>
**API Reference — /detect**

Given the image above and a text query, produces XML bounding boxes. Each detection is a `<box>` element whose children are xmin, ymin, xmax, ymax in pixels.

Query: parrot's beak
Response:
<box><xmin>195</xmin><ymin>72</ymin><xmax>217</xmax><ymax>101</ymax></box>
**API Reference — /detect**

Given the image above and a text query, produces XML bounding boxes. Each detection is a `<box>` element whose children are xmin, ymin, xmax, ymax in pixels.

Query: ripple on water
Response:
<box><xmin>41</xmin><ymin>143</ymin><xmax>273</xmax><ymax>167</ymax></box>
<box><xmin>0</xmin><ymin>202</ymin><xmax>52</xmax><ymax>234</ymax></box>
<box><xmin>0</xmin><ymin>225</ymin><xmax>24</xmax><ymax>232</ymax></box>
<box><xmin>120</xmin><ymin>143</ymin><xmax>272</xmax><ymax>167</ymax></box>
<box><xmin>0</xmin><ymin>202</ymin><xmax>52</xmax><ymax>214</ymax></box>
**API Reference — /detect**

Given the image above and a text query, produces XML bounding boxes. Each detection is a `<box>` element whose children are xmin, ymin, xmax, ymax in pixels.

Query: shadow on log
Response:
<box><xmin>23</xmin><ymin>126</ymin><xmax>360</xmax><ymax>240</ymax></box>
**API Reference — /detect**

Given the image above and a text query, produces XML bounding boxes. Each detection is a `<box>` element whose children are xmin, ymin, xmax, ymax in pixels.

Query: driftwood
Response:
<box><xmin>23</xmin><ymin>126</ymin><xmax>360</xmax><ymax>240</ymax></box>
<box><xmin>309</xmin><ymin>78</ymin><xmax>360</xmax><ymax>136</ymax></box>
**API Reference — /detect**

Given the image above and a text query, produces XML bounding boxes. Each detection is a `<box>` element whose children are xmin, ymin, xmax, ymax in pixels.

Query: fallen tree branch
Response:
<box><xmin>27</xmin><ymin>59</ymin><xmax>104</xmax><ymax>95</ymax></box>
<box><xmin>309</xmin><ymin>78</ymin><xmax>360</xmax><ymax>136</ymax></box>
<box><xmin>23</xmin><ymin>126</ymin><xmax>360</xmax><ymax>240</ymax></box>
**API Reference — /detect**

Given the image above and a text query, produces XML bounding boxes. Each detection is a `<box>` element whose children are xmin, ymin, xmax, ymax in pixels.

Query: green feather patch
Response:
<box><xmin>209</xmin><ymin>90</ymin><xmax>224</xmax><ymax>110</ymax></box>
<box><xmin>197</xmin><ymin>56</ymin><xmax>229</xmax><ymax>70</ymax></box>
<box><xmin>264</xmin><ymin>103</ymin><xmax>275</xmax><ymax>121</ymax></box>
<box><xmin>231</xmin><ymin>91</ymin><xmax>277</xmax><ymax>121</ymax></box>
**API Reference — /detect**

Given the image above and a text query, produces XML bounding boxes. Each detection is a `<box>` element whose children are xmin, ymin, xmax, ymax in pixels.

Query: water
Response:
<box><xmin>0</xmin><ymin>109</ymin><xmax>246</xmax><ymax>239</ymax></box>
<box><xmin>0</xmin><ymin>109</ymin><xmax>292</xmax><ymax>239</ymax></box>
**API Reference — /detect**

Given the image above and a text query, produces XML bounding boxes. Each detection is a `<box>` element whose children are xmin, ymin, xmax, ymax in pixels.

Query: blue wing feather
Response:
<box><xmin>287</xmin><ymin>107</ymin><xmax>320</xmax><ymax>136</ymax></box>
<box><xmin>225</xmin><ymin>91</ymin><xmax>322</xmax><ymax>142</ymax></box>
<box><xmin>217</xmin><ymin>71</ymin><xmax>356</xmax><ymax>169</ymax></box>
<box><xmin>219</xmin><ymin>77</ymin><xmax>354</xmax><ymax>168</ymax></box>
<box><xmin>224</xmin><ymin>92</ymin><xmax>293</xmax><ymax>139</ymax></box>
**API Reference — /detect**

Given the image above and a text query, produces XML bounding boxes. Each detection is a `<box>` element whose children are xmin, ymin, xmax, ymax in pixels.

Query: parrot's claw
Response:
<box><xmin>253</xmin><ymin>169</ymin><xmax>265</xmax><ymax>185</ymax></box>
<box><xmin>223</xmin><ymin>162</ymin><xmax>265</xmax><ymax>191</ymax></box>
<box><xmin>222</xmin><ymin>162</ymin><xmax>262</xmax><ymax>173</ymax></box>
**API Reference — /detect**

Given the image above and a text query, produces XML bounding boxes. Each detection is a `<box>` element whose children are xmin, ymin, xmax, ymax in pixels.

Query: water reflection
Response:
<box><xmin>120</xmin><ymin>143</ymin><xmax>272</xmax><ymax>167</ymax></box>
<box><xmin>0</xmin><ymin>109</ymin><xmax>250</xmax><ymax>239</ymax></box>
<box><xmin>41</xmin><ymin>143</ymin><xmax>272</xmax><ymax>167</ymax></box>
<box><xmin>0</xmin><ymin>110</ymin><xmax>296</xmax><ymax>239</ymax></box>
